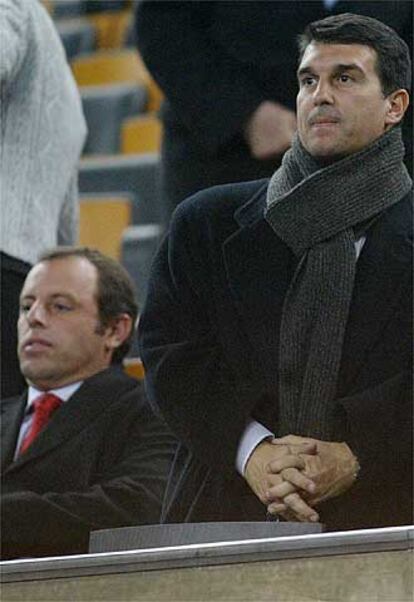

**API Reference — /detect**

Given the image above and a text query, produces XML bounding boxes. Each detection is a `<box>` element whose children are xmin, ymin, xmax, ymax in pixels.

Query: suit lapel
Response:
<box><xmin>4</xmin><ymin>368</ymin><xmax>133</xmax><ymax>473</ymax></box>
<box><xmin>1</xmin><ymin>394</ymin><xmax>27</xmax><ymax>471</ymax></box>
<box><xmin>339</xmin><ymin>196</ymin><xmax>413</xmax><ymax>391</ymax></box>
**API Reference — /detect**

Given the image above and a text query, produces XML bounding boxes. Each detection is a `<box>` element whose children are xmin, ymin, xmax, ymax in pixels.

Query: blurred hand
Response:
<box><xmin>244</xmin><ymin>100</ymin><xmax>296</xmax><ymax>159</ymax></box>
<box><xmin>244</xmin><ymin>439</ymin><xmax>319</xmax><ymax>522</ymax></box>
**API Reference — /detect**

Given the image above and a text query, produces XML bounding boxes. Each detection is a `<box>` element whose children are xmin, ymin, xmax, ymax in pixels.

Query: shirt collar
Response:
<box><xmin>27</xmin><ymin>381</ymin><xmax>83</xmax><ymax>408</ymax></box>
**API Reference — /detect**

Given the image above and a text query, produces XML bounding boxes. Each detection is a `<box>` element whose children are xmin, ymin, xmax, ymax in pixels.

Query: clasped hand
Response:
<box><xmin>244</xmin><ymin>435</ymin><xmax>359</xmax><ymax>522</ymax></box>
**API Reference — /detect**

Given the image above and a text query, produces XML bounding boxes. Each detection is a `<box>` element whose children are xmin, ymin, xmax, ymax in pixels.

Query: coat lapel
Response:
<box><xmin>339</xmin><ymin>195</ymin><xmax>413</xmax><ymax>392</ymax></box>
<box><xmin>3</xmin><ymin>368</ymin><xmax>132</xmax><ymax>474</ymax></box>
<box><xmin>223</xmin><ymin>189</ymin><xmax>296</xmax><ymax>388</ymax></box>
<box><xmin>1</xmin><ymin>394</ymin><xmax>26</xmax><ymax>471</ymax></box>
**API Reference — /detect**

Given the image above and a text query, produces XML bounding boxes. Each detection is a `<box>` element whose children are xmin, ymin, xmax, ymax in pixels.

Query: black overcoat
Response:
<box><xmin>140</xmin><ymin>181</ymin><xmax>413</xmax><ymax>530</ymax></box>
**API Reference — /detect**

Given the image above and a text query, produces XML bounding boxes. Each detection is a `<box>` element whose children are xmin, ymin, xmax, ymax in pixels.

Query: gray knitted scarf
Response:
<box><xmin>265</xmin><ymin>126</ymin><xmax>411</xmax><ymax>439</ymax></box>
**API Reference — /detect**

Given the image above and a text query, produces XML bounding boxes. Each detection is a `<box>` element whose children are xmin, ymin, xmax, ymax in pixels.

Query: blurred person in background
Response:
<box><xmin>136</xmin><ymin>1</ymin><xmax>412</xmax><ymax>217</ymax></box>
<box><xmin>0</xmin><ymin>0</ymin><xmax>87</xmax><ymax>398</ymax></box>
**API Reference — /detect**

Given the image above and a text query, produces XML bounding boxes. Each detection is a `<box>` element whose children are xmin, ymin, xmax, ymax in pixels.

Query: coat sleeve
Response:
<box><xmin>0</xmin><ymin>407</ymin><xmax>178</xmax><ymax>559</ymax></box>
<box><xmin>135</xmin><ymin>1</ymin><xmax>266</xmax><ymax>154</ymax></box>
<box><xmin>139</xmin><ymin>198</ymin><xmax>258</xmax><ymax>472</ymax></box>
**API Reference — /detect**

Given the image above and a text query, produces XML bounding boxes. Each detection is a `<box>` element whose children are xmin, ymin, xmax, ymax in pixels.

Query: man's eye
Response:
<box><xmin>53</xmin><ymin>303</ymin><xmax>72</xmax><ymax>312</ymax></box>
<box><xmin>338</xmin><ymin>74</ymin><xmax>352</xmax><ymax>83</ymax></box>
<box><xmin>302</xmin><ymin>77</ymin><xmax>316</xmax><ymax>87</ymax></box>
<box><xmin>20</xmin><ymin>303</ymin><xmax>32</xmax><ymax>313</ymax></box>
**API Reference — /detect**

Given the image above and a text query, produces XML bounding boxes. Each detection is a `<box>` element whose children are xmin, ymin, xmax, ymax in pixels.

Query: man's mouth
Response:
<box><xmin>23</xmin><ymin>338</ymin><xmax>52</xmax><ymax>352</ymax></box>
<box><xmin>309</xmin><ymin>113</ymin><xmax>340</xmax><ymax>127</ymax></box>
<box><xmin>311</xmin><ymin>119</ymin><xmax>339</xmax><ymax>126</ymax></box>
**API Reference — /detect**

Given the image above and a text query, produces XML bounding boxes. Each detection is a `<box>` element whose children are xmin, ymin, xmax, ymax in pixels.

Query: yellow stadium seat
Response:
<box><xmin>79</xmin><ymin>195</ymin><xmax>132</xmax><ymax>260</ymax></box>
<box><xmin>123</xmin><ymin>357</ymin><xmax>145</xmax><ymax>380</ymax></box>
<box><xmin>87</xmin><ymin>10</ymin><xmax>132</xmax><ymax>50</ymax></box>
<box><xmin>41</xmin><ymin>0</ymin><xmax>53</xmax><ymax>15</ymax></box>
<box><xmin>121</xmin><ymin>114</ymin><xmax>162</xmax><ymax>154</ymax></box>
<box><xmin>71</xmin><ymin>49</ymin><xmax>163</xmax><ymax>111</ymax></box>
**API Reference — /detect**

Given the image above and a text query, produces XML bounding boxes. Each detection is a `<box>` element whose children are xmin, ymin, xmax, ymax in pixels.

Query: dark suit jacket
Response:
<box><xmin>136</xmin><ymin>1</ymin><xmax>412</xmax><ymax>207</ymax></box>
<box><xmin>1</xmin><ymin>367</ymin><xmax>178</xmax><ymax>559</ymax></box>
<box><xmin>139</xmin><ymin>180</ymin><xmax>413</xmax><ymax>530</ymax></box>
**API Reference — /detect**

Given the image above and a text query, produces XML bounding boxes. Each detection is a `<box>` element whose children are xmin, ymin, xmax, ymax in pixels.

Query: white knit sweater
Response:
<box><xmin>0</xmin><ymin>0</ymin><xmax>87</xmax><ymax>265</ymax></box>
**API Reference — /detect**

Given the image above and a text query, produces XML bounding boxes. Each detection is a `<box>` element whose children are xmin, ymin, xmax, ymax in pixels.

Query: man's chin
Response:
<box><xmin>304</xmin><ymin>139</ymin><xmax>348</xmax><ymax>163</ymax></box>
<box><xmin>20</xmin><ymin>363</ymin><xmax>55</xmax><ymax>389</ymax></box>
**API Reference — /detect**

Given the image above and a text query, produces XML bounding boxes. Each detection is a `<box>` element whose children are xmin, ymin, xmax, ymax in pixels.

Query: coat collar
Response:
<box><xmin>233</xmin><ymin>180</ymin><xmax>268</xmax><ymax>227</ymax></box>
<box><xmin>1</xmin><ymin>394</ymin><xmax>26</xmax><ymax>471</ymax></box>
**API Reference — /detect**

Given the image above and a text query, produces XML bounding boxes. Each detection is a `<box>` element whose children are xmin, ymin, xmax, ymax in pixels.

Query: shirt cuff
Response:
<box><xmin>236</xmin><ymin>420</ymin><xmax>274</xmax><ymax>476</ymax></box>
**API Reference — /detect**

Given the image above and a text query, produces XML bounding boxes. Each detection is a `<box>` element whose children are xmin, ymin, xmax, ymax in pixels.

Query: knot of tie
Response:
<box><xmin>19</xmin><ymin>393</ymin><xmax>62</xmax><ymax>455</ymax></box>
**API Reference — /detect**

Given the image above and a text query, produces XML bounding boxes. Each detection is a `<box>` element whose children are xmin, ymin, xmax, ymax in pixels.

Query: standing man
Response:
<box><xmin>139</xmin><ymin>14</ymin><xmax>412</xmax><ymax>530</ymax></box>
<box><xmin>1</xmin><ymin>247</ymin><xmax>177</xmax><ymax>559</ymax></box>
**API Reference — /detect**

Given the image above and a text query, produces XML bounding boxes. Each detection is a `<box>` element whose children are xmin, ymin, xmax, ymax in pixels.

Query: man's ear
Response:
<box><xmin>105</xmin><ymin>314</ymin><xmax>133</xmax><ymax>353</ymax></box>
<box><xmin>384</xmin><ymin>89</ymin><xmax>410</xmax><ymax>127</ymax></box>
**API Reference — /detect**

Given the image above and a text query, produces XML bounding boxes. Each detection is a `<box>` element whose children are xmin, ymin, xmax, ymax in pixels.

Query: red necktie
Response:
<box><xmin>19</xmin><ymin>393</ymin><xmax>62</xmax><ymax>455</ymax></box>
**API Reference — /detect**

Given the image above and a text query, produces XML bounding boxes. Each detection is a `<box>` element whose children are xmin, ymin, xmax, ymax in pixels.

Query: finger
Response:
<box><xmin>267</xmin><ymin>454</ymin><xmax>306</xmax><ymax>474</ymax></box>
<box><xmin>279</xmin><ymin>467</ymin><xmax>316</xmax><ymax>495</ymax></box>
<box><xmin>267</xmin><ymin>473</ymin><xmax>315</xmax><ymax>502</ymax></box>
<box><xmin>276</xmin><ymin>508</ymin><xmax>302</xmax><ymax>522</ymax></box>
<box><xmin>272</xmin><ymin>435</ymin><xmax>316</xmax><ymax>447</ymax></box>
<box><xmin>283</xmin><ymin>492</ymin><xmax>319</xmax><ymax>523</ymax></box>
<box><xmin>267</xmin><ymin>502</ymin><xmax>288</xmax><ymax>516</ymax></box>
<box><xmin>266</xmin><ymin>480</ymin><xmax>297</xmax><ymax>503</ymax></box>
<box><xmin>272</xmin><ymin>435</ymin><xmax>306</xmax><ymax>444</ymax></box>
<box><xmin>267</xmin><ymin>503</ymin><xmax>309</xmax><ymax>524</ymax></box>
<box><xmin>271</xmin><ymin>439</ymin><xmax>317</xmax><ymax>455</ymax></box>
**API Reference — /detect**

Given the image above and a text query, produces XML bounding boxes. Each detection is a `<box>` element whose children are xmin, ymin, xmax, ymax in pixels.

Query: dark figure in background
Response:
<box><xmin>140</xmin><ymin>14</ymin><xmax>413</xmax><ymax>531</ymax></box>
<box><xmin>136</xmin><ymin>1</ymin><xmax>412</xmax><ymax>216</ymax></box>
<box><xmin>1</xmin><ymin>247</ymin><xmax>177</xmax><ymax>559</ymax></box>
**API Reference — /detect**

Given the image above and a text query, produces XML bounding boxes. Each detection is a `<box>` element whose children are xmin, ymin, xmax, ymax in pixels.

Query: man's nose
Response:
<box><xmin>26</xmin><ymin>302</ymin><xmax>47</xmax><ymax>326</ymax></box>
<box><xmin>313</xmin><ymin>79</ymin><xmax>334</xmax><ymax>105</ymax></box>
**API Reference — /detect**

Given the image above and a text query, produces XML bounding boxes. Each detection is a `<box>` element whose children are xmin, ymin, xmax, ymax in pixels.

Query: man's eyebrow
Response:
<box><xmin>297</xmin><ymin>62</ymin><xmax>365</xmax><ymax>78</ymax></box>
<box><xmin>20</xmin><ymin>292</ymin><xmax>76</xmax><ymax>302</ymax></box>
<box><xmin>49</xmin><ymin>293</ymin><xmax>76</xmax><ymax>302</ymax></box>
<box><xmin>297</xmin><ymin>66</ymin><xmax>314</xmax><ymax>78</ymax></box>
<box><xmin>333</xmin><ymin>62</ymin><xmax>365</xmax><ymax>75</ymax></box>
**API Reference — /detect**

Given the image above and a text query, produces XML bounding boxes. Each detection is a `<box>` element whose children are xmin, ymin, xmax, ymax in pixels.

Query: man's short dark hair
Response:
<box><xmin>38</xmin><ymin>247</ymin><xmax>138</xmax><ymax>364</ymax></box>
<box><xmin>298</xmin><ymin>13</ymin><xmax>412</xmax><ymax>96</ymax></box>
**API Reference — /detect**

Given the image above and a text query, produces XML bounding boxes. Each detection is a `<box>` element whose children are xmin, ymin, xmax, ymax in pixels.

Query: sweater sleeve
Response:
<box><xmin>0</xmin><ymin>0</ymin><xmax>29</xmax><ymax>84</ymax></box>
<box><xmin>58</xmin><ymin>170</ymin><xmax>79</xmax><ymax>246</ymax></box>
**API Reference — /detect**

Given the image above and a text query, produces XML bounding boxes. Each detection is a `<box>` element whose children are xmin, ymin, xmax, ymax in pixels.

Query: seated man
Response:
<box><xmin>1</xmin><ymin>247</ymin><xmax>177</xmax><ymax>559</ymax></box>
